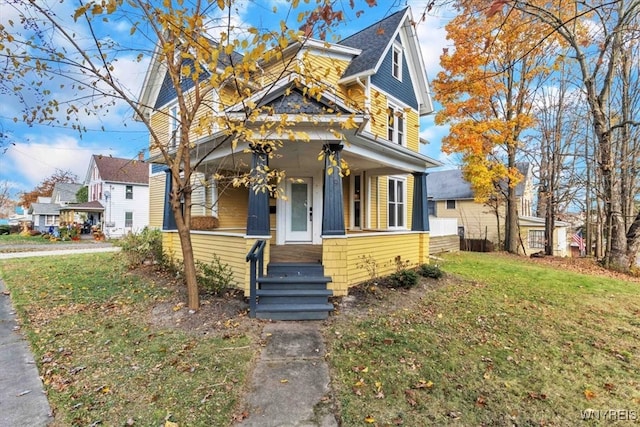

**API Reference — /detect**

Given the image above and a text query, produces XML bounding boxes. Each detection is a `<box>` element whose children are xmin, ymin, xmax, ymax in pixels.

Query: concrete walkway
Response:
<box><xmin>0</xmin><ymin>245</ymin><xmax>119</xmax><ymax>259</ymax></box>
<box><xmin>0</xmin><ymin>279</ymin><xmax>53</xmax><ymax>426</ymax></box>
<box><xmin>237</xmin><ymin>322</ymin><xmax>338</xmax><ymax>427</ymax></box>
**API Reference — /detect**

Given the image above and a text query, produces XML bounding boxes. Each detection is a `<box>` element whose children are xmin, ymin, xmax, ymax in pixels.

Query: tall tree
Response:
<box><xmin>18</xmin><ymin>169</ymin><xmax>78</xmax><ymax>208</ymax></box>
<box><xmin>500</xmin><ymin>0</ymin><xmax>640</xmax><ymax>271</ymax></box>
<box><xmin>0</xmin><ymin>0</ymin><xmax>373</xmax><ymax>309</ymax></box>
<box><xmin>432</xmin><ymin>0</ymin><xmax>556</xmax><ymax>252</ymax></box>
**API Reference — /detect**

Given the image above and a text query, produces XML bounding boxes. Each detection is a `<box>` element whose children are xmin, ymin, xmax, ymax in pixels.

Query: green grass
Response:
<box><xmin>0</xmin><ymin>233</ymin><xmax>62</xmax><ymax>246</ymax></box>
<box><xmin>326</xmin><ymin>252</ymin><xmax>640</xmax><ymax>426</ymax></box>
<box><xmin>0</xmin><ymin>253</ymin><xmax>257</xmax><ymax>426</ymax></box>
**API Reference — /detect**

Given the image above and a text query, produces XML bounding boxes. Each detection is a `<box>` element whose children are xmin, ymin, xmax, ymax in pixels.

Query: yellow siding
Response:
<box><xmin>342</xmin><ymin>82</ymin><xmax>365</xmax><ymax>111</ymax></box>
<box><xmin>369</xmin><ymin>89</ymin><xmax>388</xmax><ymax>139</ymax></box>
<box><xmin>149</xmin><ymin>109</ymin><xmax>169</xmax><ymax>158</ymax></box>
<box><xmin>149</xmin><ymin>172</ymin><xmax>166</xmax><ymax>228</ymax></box>
<box><xmin>369</xmin><ymin>176</ymin><xmax>378</xmax><ymax>228</ymax></box>
<box><xmin>406</xmin><ymin>174</ymin><xmax>414</xmax><ymax>230</ymax></box>
<box><xmin>342</xmin><ymin>177</ymin><xmax>350</xmax><ymax>229</ymax></box>
<box><xmin>162</xmin><ymin>231</ymin><xmax>270</xmax><ymax>293</ymax></box>
<box><xmin>406</xmin><ymin>110</ymin><xmax>419</xmax><ymax>152</ymax></box>
<box><xmin>379</xmin><ymin>176</ymin><xmax>388</xmax><ymax>228</ymax></box>
<box><xmin>217</xmin><ymin>186</ymin><xmax>249</xmax><ymax>228</ymax></box>
<box><xmin>304</xmin><ymin>53</ymin><xmax>350</xmax><ymax>92</ymax></box>
<box><xmin>437</xmin><ymin>200</ymin><xmax>504</xmax><ymax>244</ymax></box>
<box><xmin>323</xmin><ymin>232</ymin><xmax>430</xmax><ymax>295</ymax></box>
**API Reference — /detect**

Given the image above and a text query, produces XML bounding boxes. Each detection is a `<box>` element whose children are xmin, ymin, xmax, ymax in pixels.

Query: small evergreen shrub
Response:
<box><xmin>196</xmin><ymin>255</ymin><xmax>234</xmax><ymax>295</ymax></box>
<box><xmin>388</xmin><ymin>269</ymin><xmax>419</xmax><ymax>289</ymax></box>
<box><xmin>419</xmin><ymin>263</ymin><xmax>443</xmax><ymax>279</ymax></box>
<box><xmin>116</xmin><ymin>227</ymin><xmax>163</xmax><ymax>267</ymax></box>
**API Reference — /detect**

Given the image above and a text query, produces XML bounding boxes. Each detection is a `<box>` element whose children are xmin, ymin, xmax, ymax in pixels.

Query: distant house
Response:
<box><xmin>51</xmin><ymin>182</ymin><xmax>83</xmax><ymax>206</ymax></box>
<box><xmin>427</xmin><ymin>164</ymin><xmax>569</xmax><ymax>256</ymax></box>
<box><xmin>85</xmin><ymin>155</ymin><xmax>149</xmax><ymax>237</ymax></box>
<box><xmin>28</xmin><ymin>198</ymin><xmax>61</xmax><ymax>232</ymax></box>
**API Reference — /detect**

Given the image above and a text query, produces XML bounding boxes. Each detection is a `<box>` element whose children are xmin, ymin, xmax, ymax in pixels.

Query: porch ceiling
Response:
<box><xmin>190</xmin><ymin>128</ymin><xmax>438</xmax><ymax>176</ymax></box>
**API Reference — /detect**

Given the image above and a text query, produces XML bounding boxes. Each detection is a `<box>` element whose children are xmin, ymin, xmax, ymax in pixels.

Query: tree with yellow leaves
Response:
<box><xmin>432</xmin><ymin>0</ymin><xmax>559</xmax><ymax>253</ymax></box>
<box><xmin>0</xmin><ymin>0</ymin><xmax>375</xmax><ymax>309</ymax></box>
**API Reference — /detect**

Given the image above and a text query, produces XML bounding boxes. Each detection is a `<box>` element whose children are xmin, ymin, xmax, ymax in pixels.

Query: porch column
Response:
<box><xmin>246</xmin><ymin>145</ymin><xmax>270</xmax><ymax>236</ymax></box>
<box><xmin>163</xmin><ymin>168</ymin><xmax>177</xmax><ymax>230</ymax></box>
<box><xmin>411</xmin><ymin>172</ymin><xmax>430</xmax><ymax>231</ymax></box>
<box><xmin>322</xmin><ymin>144</ymin><xmax>345</xmax><ymax>236</ymax></box>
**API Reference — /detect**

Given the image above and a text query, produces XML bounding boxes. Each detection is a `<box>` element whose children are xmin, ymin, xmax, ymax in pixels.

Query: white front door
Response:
<box><xmin>285</xmin><ymin>177</ymin><xmax>313</xmax><ymax>242</ymax></box>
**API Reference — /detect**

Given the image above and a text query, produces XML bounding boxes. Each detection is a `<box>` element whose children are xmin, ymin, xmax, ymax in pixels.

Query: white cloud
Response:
<box><xmin>2</xmin><ymin>132</ymin><xmax>118</xmax><ymax>189</ymax></box>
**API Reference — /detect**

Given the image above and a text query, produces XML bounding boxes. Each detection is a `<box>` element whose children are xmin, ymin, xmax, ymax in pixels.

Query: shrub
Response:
<box><xmin>196</xmin><ymin>255</ymin><xmax>234</xmax><ymax>295</ymax></box>
<box><xmin>0</xmin><ymin>225</ymin><xmax>9</xmax><ymax>235</ymax></box>
<box><xmin>418</xmin><ymin>264</ymin><xmax>443</xmax><ymax>279</ymax></box>
<box><xmin>388</xmin><ymin>269</ymin><xmax>419</xmax><ymax>289</ymax></box>
<box><xmin>116</xmin><ymin>227</ymin><xmax>163</xmax><ymax>267</ymax></box>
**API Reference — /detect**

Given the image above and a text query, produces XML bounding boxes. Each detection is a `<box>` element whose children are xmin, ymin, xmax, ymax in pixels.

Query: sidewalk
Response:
<box><xmin>237</xmin><ymin>322</ymin><xmax>338</xmax><ymax>427</ymax></box>
<box><xmin>0</xmin><ymin>244</ymin><xmax>119</xmax><ymax>259</ymax></box>
<box><xmin>0</xmin><ymin>279</ymin><xmax>52</xmax><ymax>426</ymax></box>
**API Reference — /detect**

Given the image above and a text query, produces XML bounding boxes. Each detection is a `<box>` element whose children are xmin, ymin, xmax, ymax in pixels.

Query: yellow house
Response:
<box><xmin>138</xmin><ymin>7</ymin><xmax>440</xmax><ymax>319</ymax></box>
<box><xmin>426</xmin><ymin>165</ymin><xmax>569</xmax><ymax>257</ymax></box>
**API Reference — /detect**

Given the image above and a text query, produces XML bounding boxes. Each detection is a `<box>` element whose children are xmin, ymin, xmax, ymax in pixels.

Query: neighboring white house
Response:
<box><xmin>85</xmin><ymin>154</ymin><xmax>149</xmax><ymax>238</ymax></box>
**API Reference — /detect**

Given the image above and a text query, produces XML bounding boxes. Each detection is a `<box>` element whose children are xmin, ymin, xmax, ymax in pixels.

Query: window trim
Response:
<box><xmin>392</xmin><ymin>44</ymin><xmax>403</xmax><ymax>81</ymax></box>
<box><xmin>529</xmin><ymin>230</ymin><xmax>545</xmax><ymax>249</ymax></box>
<box><xmin>169</xmin><ymin>105</ymin><xmax>180</xmax><ymax>149</ymax></box>
<box><xmin>125</xmin><ymin>185</ymin><xmax>133</xmax><ymax>200</ymax></box>
<box><xmin>387</xmin><ymin>104</ymin><xmax>405</xmax><ymax>146</ymax></box>
<box><xmin>125</xmin><ymin>211</ymin><xmax>133</xmax><ymax>228</ymax></box>
<box><xmin>387</xmin><ymin>176</ymin><xmax>406</xmax><ymax>229</ymax></box>
<box><xmin>446</xmin><ymin>199</ymin><xmax>456</xmax><ymax>210</ymax></box>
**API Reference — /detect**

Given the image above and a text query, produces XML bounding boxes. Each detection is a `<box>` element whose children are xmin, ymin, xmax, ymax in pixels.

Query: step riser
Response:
<box><xmin>259</xmin><ymin>283</ymin><xmax>328</xmax><ymax>290</ymax></box>
<box><xmin>259</xmin><ymin>296</ymin><xmax>330</xmax><ymax>305</ymax></box>
<box><xmin>256</xmin><ymin>311</ymin><xmax>329</xmax><ymax>321</ymax></box>
<box><xmin>268</xmin><ymin>266</ymin><xmax>324</xmax><ymax>276</ymax></box>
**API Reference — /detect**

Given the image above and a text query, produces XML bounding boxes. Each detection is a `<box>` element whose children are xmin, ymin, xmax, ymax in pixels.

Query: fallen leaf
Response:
<box><xmin>280</xmin><ymin>379</ymin><xmax>288</xmax><ymax>384</ymax></box>
<box><xmin>364</xmin><ymin>415</ymin><xmax>375</xmax><ymax>423</ymax></box>
<box><xmin>584</xmin><ymin>389</ymin><xmax>596</xmax><ymax>400</ymax></box>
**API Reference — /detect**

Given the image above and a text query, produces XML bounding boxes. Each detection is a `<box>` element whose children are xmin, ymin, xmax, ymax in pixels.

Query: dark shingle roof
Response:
<box><xmin>338</xmin><ymin>8</ymin><xmax>407</xmax><ymax>78</ymax></box>
<box><xmin>28</xmin><ymin>203</ymin><xmax>61</xmax><ymax>215</ymax></box>
<box><xmin>60</xmin><ymin>200</ymin><xmax>104</xmax><ymax>212</ymax></box>
<box><xmin>93</xmin><ymin>155</ymin><xmax>149</xmax><ymax>185</ymax></box>
<box><xmin>427</xmin><ymin>163</ymin><xmax>531</xmax><ymax>200</ymax></box>
<box><xmin>51</xmin><ymin>182</ymin><xmax>83</xmax><ymax>203</ymax></box>
<box><xmin>427</xmin><ymin>169</ymin><xmax>474</xmax><ymax>200</ymax></box>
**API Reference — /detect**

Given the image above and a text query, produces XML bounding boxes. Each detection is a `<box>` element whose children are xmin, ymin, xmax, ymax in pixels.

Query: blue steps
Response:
<box><xmin>255</xmin><ymin>263</ymin><xmax>333</xmax><ymax>320</ymax></box>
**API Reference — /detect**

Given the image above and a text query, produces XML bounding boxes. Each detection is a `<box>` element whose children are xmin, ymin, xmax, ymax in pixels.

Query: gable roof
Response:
<box><xmin>338</xmin><ymin>8</ymin><xmax>407</xmax><ymax>79</ymax></box>
<box><xmin>51</xmin><ymin>182</ymin><xmax>83</xmax><ymax>204</ymax></box>
<box><xmin>337</xmin><ymin>7</ymin><xmax>433</xmax><ymax>115</ymax></box>
<box><xmin>28</xmin><ymin>203</ymin><xmax>61</xmax><ymax>215</ymax></box>
<box><xmin>427</xmin><ymin>163</ymin><xmax>531</xmax><ymax>200</ymax></box>
<box><xmin>91</xmin><ymin>155</ymin><xmax>149</xmax><ymax>185</ymax></box>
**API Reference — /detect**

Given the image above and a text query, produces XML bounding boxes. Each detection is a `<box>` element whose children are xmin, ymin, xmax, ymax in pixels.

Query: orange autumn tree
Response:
<box><xmin>432</xmin><ymin>0</ymin><xmax>559</xmax><ymax>252</ymax></box>
<box><xmin>0</xmin><ymin>0</ymin><xmax>376</xmax><ymax>310</ymax></box>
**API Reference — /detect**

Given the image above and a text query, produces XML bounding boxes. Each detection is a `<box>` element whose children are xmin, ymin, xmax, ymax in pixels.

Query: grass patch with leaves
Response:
<box><xmin>327</xmin><ymin>252</ymin><xmax>640</xmax><ymax>426</ymax></box>
<box><xmin>0</xmin><ymin>253</ymin><xmax>257</xmax><ymax>426</ymax></box>
<box><xmin>0</xmin><ymin>233</ymin><xmax>64</xmax><ymax>247</ymax></box>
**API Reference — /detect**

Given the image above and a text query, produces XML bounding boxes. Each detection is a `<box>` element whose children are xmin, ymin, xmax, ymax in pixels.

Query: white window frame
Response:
<box><xmin>392</xmin><ymin>44</ymin><xmax>403</xmax><ymax>81</ymax></box>
<box><xmin>125</xmin><ymin>185</ymin><xmax>133</xmax><ymax>200</ymax></box>
<box><xmin>387</xmin><ymin>104</ymin><xmax>405</xmax><ymax>146</ymax></box>
<box><xmin>125</xmin><ymin>211</ymin><xmax>133</xmax><ymax>228</ymax></box>
<box><xmin>529</xmin><ymin>230</ymin><xmax>545</xmax><ymax>249</ymax></box>
<box><xmin>206</xmin><ymin>177</ymin><xmax>219</xmax><ymax>218</ymax></box>
<box><xmin>350</xmin><ymin>173</ymin><xmax>363</xmax><ymax>229</ymax></box>
<box><xmin>169</xmin><ymin>105</ymin><xmax>180</xmax><ymax>149</ymax></box>
<box><xmin>387</xmin><ymin>176</ymin><xmax>406</xmax><ymax>229</ymax></box>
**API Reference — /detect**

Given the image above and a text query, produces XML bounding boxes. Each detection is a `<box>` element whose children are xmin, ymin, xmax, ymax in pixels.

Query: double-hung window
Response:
<box><xmin>387</xmin><ymin>105</ymin><xmax>405</xmax><ymax>145</ymax></box>
<box><xmin>125</xmin><ymin>212</ymin><xmax>133</xmax><ymax>228</ymax></box>
<box><xmin>392</xmin><ymin>44</ymin><xmax>402</xmax><ymax>81</ymax></box>
<box><xmin>125</xmin><ymin>185</ymin><xmax>133</xmax><ymax>200</ymax></box>
<box><xmin>529</xmin><ymin>230</ymin><xmax>545</xmax><ymax>249</ymax></box>
<box><xmin>388</xmin><ymin>177</ymin><xmax>405</xmax><ymax>228</ymax></box>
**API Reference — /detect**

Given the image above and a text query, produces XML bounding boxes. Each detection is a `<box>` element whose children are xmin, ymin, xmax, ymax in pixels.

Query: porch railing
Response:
<box><xmin>245</xmin><ymin>239</ymin><xmax>266</xmax><ymax>318</ymax></box>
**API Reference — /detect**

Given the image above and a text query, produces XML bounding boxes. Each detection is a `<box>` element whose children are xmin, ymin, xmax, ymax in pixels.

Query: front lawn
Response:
<box><xmin>326</xmin><ymin>252</ymin><xmax>640</xmax><ymax>426</ymax></box>
<box><xmin>0</xmin><ymin>253</ymin><xmax>259</xmax><ymax>426</ymax></box>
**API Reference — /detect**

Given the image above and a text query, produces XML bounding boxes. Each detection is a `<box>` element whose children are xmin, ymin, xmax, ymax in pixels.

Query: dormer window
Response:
<box><xmin>392</xmin><ymin>44</ymin><xmax>402</xmax><ymax>81</ymax></box>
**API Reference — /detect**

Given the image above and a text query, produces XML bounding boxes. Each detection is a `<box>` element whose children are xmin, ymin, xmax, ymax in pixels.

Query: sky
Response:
<box><xmin>0</xmin><ymin>0</ymin><xmax>457</xmax><ymax>199</ymax></box>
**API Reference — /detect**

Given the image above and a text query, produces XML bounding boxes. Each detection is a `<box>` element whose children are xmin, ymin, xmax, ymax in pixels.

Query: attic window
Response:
<box><xmin>392</xmin><ymin>44</ymin><xmax>402</xmax><ymax>81</ymax></box>
<box><xmin>446</xmin><ymin>200</ymin><xmax>456</xmax><ymax>209</ymax></box>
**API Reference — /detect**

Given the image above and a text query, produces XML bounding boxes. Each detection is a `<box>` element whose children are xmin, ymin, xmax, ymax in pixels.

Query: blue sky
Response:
<box><xmin>0</xmin><ymin>0</ymin><xmax>457</xmax><ymax>198</ymax></box>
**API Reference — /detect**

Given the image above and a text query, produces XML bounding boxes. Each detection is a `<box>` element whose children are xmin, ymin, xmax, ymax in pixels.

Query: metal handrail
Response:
<box><xmin>246</xmin><ymin>239</ymin><xmax>266</xmax><ymax>318</ymax></box>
